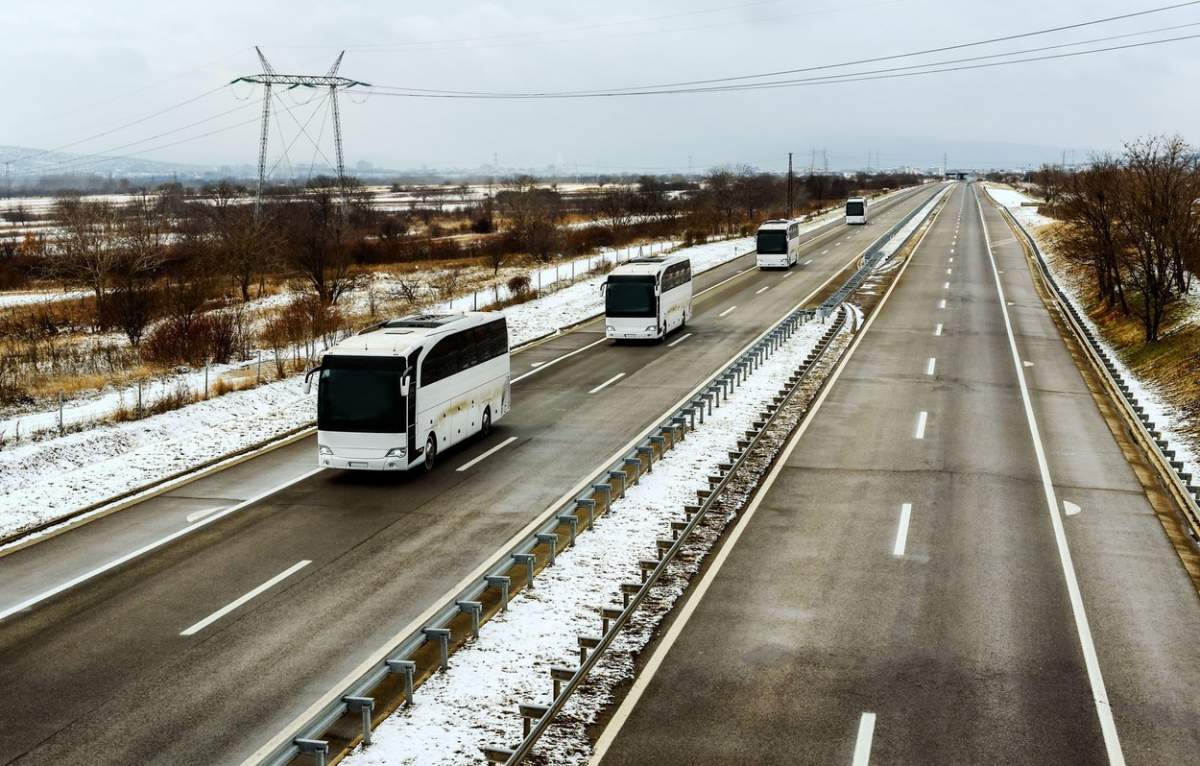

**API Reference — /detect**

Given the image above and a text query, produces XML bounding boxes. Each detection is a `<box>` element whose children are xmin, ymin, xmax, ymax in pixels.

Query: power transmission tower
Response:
<box><xmin>232</xmin><ymin>47</ymin><xmax>369</xmax><ymax>216</ymax></box>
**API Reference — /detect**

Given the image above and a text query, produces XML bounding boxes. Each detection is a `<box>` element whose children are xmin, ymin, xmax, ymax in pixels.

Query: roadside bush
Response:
<box><xmin>507</xmin><ymin>274</ymin><xmax>532</xmax><ymax>297</ymax></box>
<box><xmin>141</xmin><ymin>309</ymin><xmax>248</xmax><ymax>367</ymax></box>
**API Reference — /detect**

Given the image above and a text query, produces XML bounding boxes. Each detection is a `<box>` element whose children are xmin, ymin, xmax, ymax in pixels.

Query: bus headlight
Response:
<box><xmin>319</xmin><ymin>445</ymin><xmax>332</xmax><ymax>456</ymax></box>
<box><xmin>386</xmin><ymin>447</ymin><xmax>407</xmax><ymax>457</ymax></box>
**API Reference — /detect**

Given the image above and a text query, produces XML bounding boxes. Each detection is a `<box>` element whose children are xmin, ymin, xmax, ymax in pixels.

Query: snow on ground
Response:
<box><xmin>0</xmin><ymin>288</ymin><xmax>88</xmax><ymax>309</ymax></box>
<box><xmin>984</xmin><ymin>184</ymin><xmax>1200</xmax><ymax>488</ymax></box>
<box><xmin>878</xmin><ymin>184</ymin><xmax>951</xmax><ymax>260</ymax></box>
<box><xmin>341</xmin><ymin>314</ymin><xmax>832</xmax><ymax>766</ymax></box>
<box><xmin>0</xmin><ymin>376</ymin><xmax>314</xmax><ymax>541</ymax></box>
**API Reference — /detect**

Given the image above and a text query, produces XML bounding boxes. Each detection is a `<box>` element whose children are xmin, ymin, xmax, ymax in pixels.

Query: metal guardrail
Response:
<box><xmin>484</xmin><ymin>305</ymin><xmax>849</xmax><ymax>766</ymax></box>
<box><xmin>257</xmin><ymin>184</ymin><xmax>948</xmax><ymax>766</ymax></box>
<box><xmin>818</xmin><ymin>184</ymin><xmax>949</xmax><ymax>319</ymax></box>
<box><xmin>995</xmin><ymin>199</ymin><xmax>1200</xmax><ymax>540</ymax></box>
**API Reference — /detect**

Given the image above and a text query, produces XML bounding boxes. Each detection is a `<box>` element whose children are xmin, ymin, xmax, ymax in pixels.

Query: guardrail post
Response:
<box><xmin>481</xmin><ymin>746</ymin><xmax>515</xmax><ymax>764</ymax></box>
<box><xmin>384</xmin><ymin>659</ymin><xmax>416</xmax><ymax>706</ymax></box>
<box><xmin>295</xmin><ymin>738</ymin><xmax>329</xmax><ymax>766</ymax></box>
<box><xmin>457</xmin><ymin>600</ymin><xmax>483</xmax><ymax>639</ymax></box>
<box><xmin>671</xmin><ymin>416</ymin><xmax>689</xmax><ymax>439</ymax></box>
<box><xmin>518</xmin><ymin>703</ymin><xmax>549</xmax><ymax>737</ymax></box>
<box><xmin>623</xmin><ymin>456</ymin><xmax>642</xmax><ymax>481</ymax></box>
<box><xmin>535</xmin><ymin>533</ymin><xmax>558</xmax><ymax>565</ymax></box>
<box><xmin>485</xmin><ymin>575</ymin><xmax>511</xmax><ymax>611</ymax></box>
<box><xmin>608</xmin><ymin>469</ymin><xmax>628</xmax><ymax>497</ymax></box>
<box><xmin>576</xmin><ymin>498</ymin><xmax>596</xmax><ymax>529</ymax></box>
<box><xmin>578</xmin><ymin>635</ymin><xmax>601</xmax><ymax>663</ymax></box>
<box><xmin>593</xmin><ymin>482</ymin><xmax>614</xmax><ymax>509</ymax></box>
<box><xmin>637</xmin><ymin>446</ymin><xmax>654</xmax><ymax>473</ymax></box>
<box><xmin>601</xmin><ymin>605</ymin><xmax>623</xmax><ymax>635</ymax></box>
<box><xmin>512</xmin><ymin>552</ymin><xmax>537</xmax><ymax>589</ymax></box>
<box><xmin>423</xmin><ymin>627</ymin><xmax>451</xmax><ymax>671</ymax></box>
<box><xmin>550</xmin><ymin>666</ymin><xmax>575</xmax><ymax>699</ymax></box>
<box><xmin>344</xmin><ymin>696</ymin><xmax>375</xmax><ymax>746</ymax></box>
<box><xmin>649</xmin><ymin>434</ymin><xmax>666</xmax><ymax>458</ymax></box>
<box><xmin>556</xmin><ymin>513</ymin><xmax>579</xmax><ymax>545</ymax></box>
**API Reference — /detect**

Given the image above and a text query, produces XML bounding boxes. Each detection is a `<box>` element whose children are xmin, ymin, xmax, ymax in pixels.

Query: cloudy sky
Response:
<box><xmin>3</xmin><ymin>0</ymin><xmax>1199</xmax><ymax>175</ymax></box>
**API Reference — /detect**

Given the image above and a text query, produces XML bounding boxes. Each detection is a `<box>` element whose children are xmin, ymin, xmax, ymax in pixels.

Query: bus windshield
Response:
<box><xmin>846</xmin><ymin>201</ymin><xmax>865</xmax><ymax>216</ymax></box>
<box><xmin>318</xmin><ymin>358</ymin><xmax>407</xmax><ymax>433</ymax></box>
<box><xmin>605</xmin><ymin>275</ymin><xmax>657</xmax><ymax>318</ymax></box>
<box><xmin>757</xmin><ymin>230</ymin><xmax>788</xmax><ymax>254</ymax></box>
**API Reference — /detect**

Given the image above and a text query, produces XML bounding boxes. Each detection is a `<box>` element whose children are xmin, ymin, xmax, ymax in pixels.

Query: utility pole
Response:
<box><xmin>232</xmin><ymin>47</ymin><xmax>369</xmax><ymax>217</ymax></box>
<box><xmin>787</xmin><ymin>152</ymin><xmax>794</xmax><ymax>219</ymax></box>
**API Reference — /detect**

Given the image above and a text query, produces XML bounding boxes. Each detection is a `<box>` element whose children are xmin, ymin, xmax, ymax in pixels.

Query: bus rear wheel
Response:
<box><xmin>481</xmin><ymin>407</ymin><xmax>492</xmax><ymax>437</ymax></box>
<box><xmin>424</xmin><ymin>435</ymin><xmax>437</xmax><ymax>471</ymax></box>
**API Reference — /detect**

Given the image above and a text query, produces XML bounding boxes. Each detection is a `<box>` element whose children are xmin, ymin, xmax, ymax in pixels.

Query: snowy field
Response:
<box><xmin>340</xmin><ymin>312</ymin><xmax>836</xmax><ymax>766</ymax></box>
<box><xmin>984</xmin><ymin>184</ymin><xmax>1200</xmax><ymax>490</ymax></box>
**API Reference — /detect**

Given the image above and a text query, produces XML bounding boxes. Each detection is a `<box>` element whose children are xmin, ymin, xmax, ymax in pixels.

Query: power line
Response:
<box><xmin>360</xmin><ymin>32</ymin><xmax>1200</xmax><ymax>99</ymax></box>
<box><xmin>369</xmin><ymin>0</ymin><xmax>1200</xmax><ymax>98</ymax></box>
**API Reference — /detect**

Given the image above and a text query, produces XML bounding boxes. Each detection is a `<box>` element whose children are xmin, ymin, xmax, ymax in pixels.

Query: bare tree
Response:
<box><xmin>278</xmin><ymin>191</ymin><xmax>358</xmax><ymax>305</ymax></box>
<box><xmin>46</xmin><ymin>197</ymin><xmax>123</xmax><ymax>327</ymax></box>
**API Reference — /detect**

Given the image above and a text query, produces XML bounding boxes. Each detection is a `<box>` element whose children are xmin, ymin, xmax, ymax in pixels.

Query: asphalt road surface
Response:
<box><xmin>593</xmin><ymin>183</ymin><xmax>1200</xmax><ymax>765</ymax></box>
<box><xmin>0</xmin><ymin>186</ymin><xmax>942</xmax><ymax>765</ymax></box>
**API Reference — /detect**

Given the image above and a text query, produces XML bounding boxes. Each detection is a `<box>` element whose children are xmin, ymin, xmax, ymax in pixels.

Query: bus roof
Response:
<box><xmin>324</xmin><ymin>311</ymin><xmax>503</xmax><ymax>358</ymax></box>
<box><xmin>610</xmin><ymin>252</ymin><xmax>690</xmax><ymax>277</ymax></box>
<box><xmin>757</xmin><ymin>219</ymin><xmax>796</xmax><ymax>231</ymax></box>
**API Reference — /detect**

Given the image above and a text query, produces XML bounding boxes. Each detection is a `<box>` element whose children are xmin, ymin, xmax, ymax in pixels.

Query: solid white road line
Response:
<box><xmin>588</xmin><ymin>372</ymin><xmax>626</xmax><ymax>395</ymax></box>
<box><xmin>853</xmin><ymin>712</ymin><xmax>877</xmax><ymax>766</ymax></box>
<box><xmin>973</xmin><ymin>186</ymin><xmax>1125</xmax><ymax>765</ymax></box>
<box><xmin>934</xmin><ymin>323</ymin><xmax>944</xmax><ymax>336</ymax></box>
<box><xmin>587</xmin><ymin>186</ymin><xmax>952</xmax><ymax>766</ymax></box>
<box><xmin>893</xmin><ymin>504</ymin><xmax>912</xmax><ymax>556</ymax></box>
<box><xmin>180</xmin><ymin>560</ymin><xmax>310</xmax><ymax>636</ymax></box>
<box><xmin>914</xmin><ymin>411</ymin><xmax>928</xmax><ymax>439</ymax></box>
<box><xmin>755</xmin><ymin>285</ymin><xmax>770</xmax><ymax>295</ymax></box>
<box><xmin>926</xmin><ymin>357</ymin><xmax>936</xmax><ymax>376</ymax></box>
<box><xmin>456</xmin><ymin>436</ymin><xmax>519</xmax><ymax>472</ymax></box>
<box><xmin>667</xmin><ymin>332</ymin><xmax>693</xmax><ymax>348</ymax></box>
<box><xmin>0</xmin><ymin>467</ymin><xmax>324</xmax><ymax>625</ymax></box>
<box><xmin>718</xmin><ymin>305</ymin><xmax>738</xmax><ymax>318</ymax></box>
<box><xmin>511</xmin><ymin>338</ymin><xmax>607</xmax><ymax>383</ymax></box>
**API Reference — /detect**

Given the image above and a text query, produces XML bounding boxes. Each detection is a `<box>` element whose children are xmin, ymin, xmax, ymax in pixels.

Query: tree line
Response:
<box><xmin>1037</xmin><ymin>135</ymin><xmax>1200</xmax><ymax>342</ymax></box>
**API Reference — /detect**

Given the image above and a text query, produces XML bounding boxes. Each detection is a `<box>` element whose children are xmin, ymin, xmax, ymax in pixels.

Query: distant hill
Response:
<box><xmin>0</xmin><ymin>144</ymin><xmax>228</xmax><ymax>181</ymax></box>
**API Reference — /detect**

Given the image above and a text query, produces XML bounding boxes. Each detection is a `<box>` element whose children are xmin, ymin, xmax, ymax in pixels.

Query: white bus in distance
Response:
<box><xmin>308</xmin><ymin>312</ymin><xmax>511</xmax><ymax>471</ymax></box>
<box><xmin>603</xmin><ymin>254</ymin><xmax>693</xmax><ymax>341</ymax></box>
<box><xmin>846</xmin><ymin>197</ymin><xmax>869</xmax><ymax>225</ymax></box>
<box><xmin>755</xmin><ymin>219</ymin><xmax>800</xmax><ymax>269</ymax></box>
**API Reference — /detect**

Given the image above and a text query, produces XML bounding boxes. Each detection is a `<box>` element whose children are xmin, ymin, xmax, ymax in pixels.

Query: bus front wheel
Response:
<box><xmin>424</xmin><ymin>434</ymin><xmax>437</xmax><ymax>471</ymax></box>
<box><xmin>481</xmin><ymin>407</ymin><xmax>492</xmax><ymax>437</ymax></box>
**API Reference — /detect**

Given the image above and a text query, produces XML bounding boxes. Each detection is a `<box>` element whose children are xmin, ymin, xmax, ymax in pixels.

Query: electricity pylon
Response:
<box><xmin>231</xmin><ymin>47</ymin><xmax>369</xmax><ymax>216</ymax></box>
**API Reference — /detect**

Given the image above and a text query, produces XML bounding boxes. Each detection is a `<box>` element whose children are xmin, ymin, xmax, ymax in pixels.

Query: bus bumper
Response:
<box><xmin>321</xmin><ymin>455</ymin><xmax>410</xmax><ymax>471</ymax></box>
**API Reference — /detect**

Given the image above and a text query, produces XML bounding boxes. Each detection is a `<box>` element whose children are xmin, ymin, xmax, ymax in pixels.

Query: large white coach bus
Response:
<box><xmin>845</xmin><ymin>197</ymin><xmax>869</xmax><ymax>225</ymax></box>
<box><xmin>603</xmin><ymin>254</ymin><xmax>693</xmax><ymax>341</ymax></box>
<box><xmin>755</xmin><ymin>219</ymin><xmax>800</xmax><ymax>268</ymax></box>
<box><xmin>308</xmin><ymin>312</ymin><xmax>511</xmax><ymax>471</ymax></box>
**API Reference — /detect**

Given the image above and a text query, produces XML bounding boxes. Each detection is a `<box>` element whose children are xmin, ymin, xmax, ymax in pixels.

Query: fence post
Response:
<box><xmin>58</xmin><ymin>391</ymin><xmax>64</xmax><ymax>434</ymax></box>
<box><xmin>137</xmin><ymin>380</ymin><xmax>143</xmax><ymax>416</ymax></box>
<box><xmin>204</xmin><ymin>361</ymin><xmax>210</xmax><ymax>399</ymax></box>
<box><xmin>256</xmin><ymin>350</ymin><xmax>262</xmax><ymax>384</ymax></box>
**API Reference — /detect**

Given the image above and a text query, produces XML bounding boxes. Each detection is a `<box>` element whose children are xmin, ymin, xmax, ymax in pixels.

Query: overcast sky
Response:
<box><xmin>4</xmin><ymin>0</ymin><xmax>1199</xmax><ymax>175</ymax></box>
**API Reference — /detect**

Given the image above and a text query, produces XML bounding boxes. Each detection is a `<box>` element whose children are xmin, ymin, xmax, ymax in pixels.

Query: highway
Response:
<box><xmin>592</xmin><ymin>183</ymin><xmax>1200</xmax><ymax>765</ymax></box>
<box><xmin>0</xmin><ymin>186</ymin><xmax>942</xmax><ymax>765</ymax></box>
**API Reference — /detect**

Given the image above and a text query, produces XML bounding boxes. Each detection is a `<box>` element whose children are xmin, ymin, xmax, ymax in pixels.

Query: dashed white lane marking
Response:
<box><xmin>755</xmin><ymin>285</ymin><xmax>770</xmax><ymax>295</ymax></box>
<box><xmin>667</xmin><ymin>332</ymin><xmax>693</xmax><ymax>348</ymax></box>
<box><xmin>948</xmin><ymin>257</ymin><xmax>954</xmax><ymax>263</ymax></box>
<box><xmin>822</xmin><ymin>249</ymin><xmax>829</xmax><ymax>255</ymax></box>
<box><xmin>180</xmin><ymin>560</ymin><xmax>311</xmax><ymax>636</ymax></box>
<box><xmin>1023</xmin><ymin>360</ymin><xmax>1035</xmax><ymax>367</ymax></box>
<box><xmin>926</xmin><ymin>357</ymin><xmax>936</xmax><ymax>376</ymax></box>
<box><xmin>893</xmin><ymin>503</ymin><xmax>913</xmax><ymax>556</ymax></box>
<box><xmin>512</xmin><ymin>337</ymin><xmax>607</xmax><ymax>383</ymax></box>
<box><xmin>938</xmin><ymin>299</ymin><xmax>947</xmax><ymax>309</ymax></box>
<box><xmin>456</xmin><ymin>436</ymin><xmax>519</xmax><ymax>472</ymax></box>
<box><xmin>718</xmin><ymin>305</ymin><xmax>738</xmax><ymax>317</ymax></box>
<box><xmin>185</xmin><ymin>506</ymin><xmax>225</xmax><ymax>524</ymax></box>
<box><xmin>934</xmin><ymin>323</ymin><xmax>944</xmax><ymax>336</ymax></box>
<box><xmin>946</xmin><ymin>268</ymin><xmax>952</xmax><ymax>275</ymax></box>
<box><xmin>804</xmin><ymin>259</ymin><xmax>814</xmax><ymax>265</ymax></box>
<box><xmin>914</xmin><ymin>411</ymin><xmax>928</xmax><ymax>439</ymax></box>
<box><xmin>853</xmin><ymin>712</ymin><xmax>877</xmax><ymax>766</ymax></box>
<box><xmin>1064</xmin><ymin>500</ymin><xmax>1082</xmax><ymax>516</ymax></box>
<box><xmin>530</xmin><ymin>361</ymin><xmax>545</xmax><ymax>367</ymax></box>
<box><xmin>588</xmin><ymin>372</ymin><xmax>626</xmax><ymax>394</ymax></box>
<box><xmin>943</xmin><ymin>282</ymin><xmax>950</xmax><ymax>290</ymax></box>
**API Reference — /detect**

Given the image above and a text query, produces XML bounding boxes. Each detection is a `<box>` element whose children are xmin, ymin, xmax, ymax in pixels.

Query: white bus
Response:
<box><xmin>755</xmin><ymin>219</ymin><xmax>800</xmax><ymax>268</ymax></box>
<box><xmin>846</xmin><ymin>197</ymin><xmax>869</xmax><ymax>225</ymax></box>
<box><xmin>308</xmin><ymin>312</ymin><xmax>511</xmax><ymax>471</ymax></box>
<box><xmin>603</xmin><ymin>254</ymin><xmax>693</xmax><ymax>341</ymax></box>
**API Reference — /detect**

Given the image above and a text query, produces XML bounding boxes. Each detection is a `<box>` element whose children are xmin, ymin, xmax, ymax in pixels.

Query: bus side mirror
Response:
<box><xmin>400</xmin><ymin>374</ymin><xmax>411</xmax><ymax>397</ymax></box>
<box><xmin>304</xmin><ymin>367</ymin><xmax>319</xmax><ymax>395</ymax></box>
<box><xmin>599</xmin><ymin>280</ymin><xmax>607</xmax><ymax>294</ymax></box>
